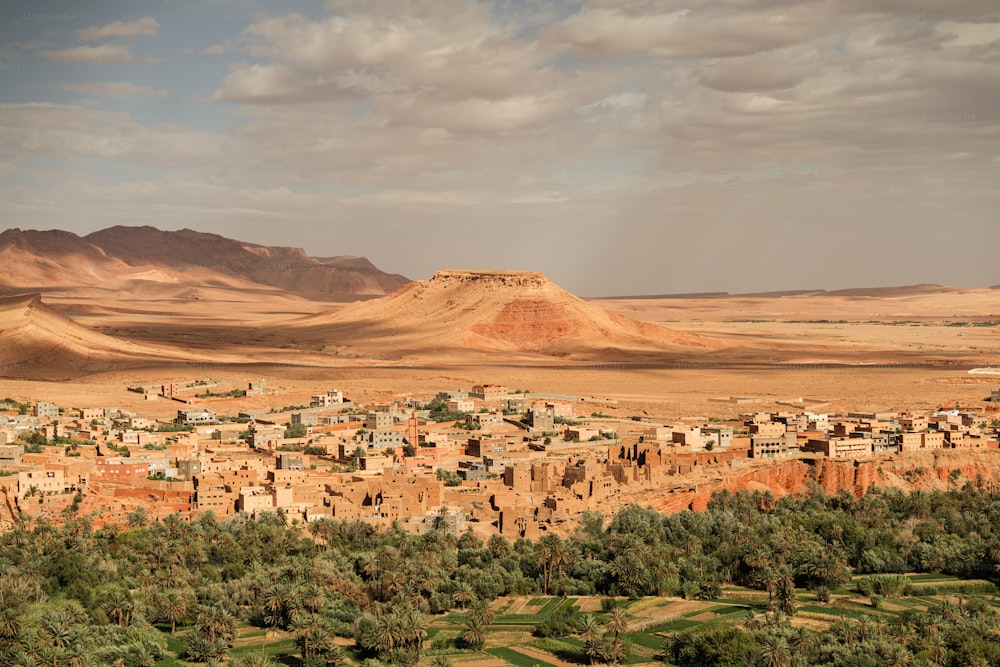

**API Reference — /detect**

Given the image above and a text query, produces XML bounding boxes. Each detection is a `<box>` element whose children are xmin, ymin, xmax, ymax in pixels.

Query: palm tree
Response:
<box><xmin>64</xmin><ymin>649</ymin><xmax>92</xmax><ymax>667</ymax></box>
<box><xmin>537</xmin><ymin>534</ymin><xmax>559</xmax><ymax>595</ymax></box>
<box><xmin>451</xmin><ymin>583</ymin><xmax>476</xmax><ymax>610</ymax></box>
<box><xmin>155</xmin><ymin>589</ymin><xmax>190</xmax><ymax>634</ymax></box>
<box><xmin>102</xmin><ymin>589</ymin><xmax>135</xmax><ymax>627</ymax></box>
<box><xmin>0</xmin><ymin>606</ymin><xmax>21</xmax><ymax>642</ymax></box>
<box><xmin>374</xmin><ymin>610</ymin><xmax>405</xmax><ymax>656</ymax></box>
<box><xmin>261</xmin><ymin>583</ymin><xmax>291</xmax><ymax>627</ymax></box>
<box><xmin>9</xmin><ymin>650</ymin><xmax>38</xmax><ymax>667</ymax></box>
<box><xmin>469</xmin><ymin>598</ymin><xmax>495</xmax><ymax>626</ymax></box>
<box><xmin>742</xmin><ymin>610</ymin><xmax>762</xmax><ymax>631</ymax></box>
<box><xmin>197</xmin><ymin>603</ymin><xmax>236</xmax><ymax>646</ymax></box>
<box><xmin>302</xmin><ymin>584</ymin><xmax>328</xmax><ymax>614</ymax></box>
<box><xmin>791</xmin><ymin>627</ymin><xmax>814</xmax><ymax>653</ymax></box>
<box><xmin>924</xmin><ymin>634</ymin><xmax>947</xmax><ymax>666</ymax></box>
<box><xmin>399</xmin><ymin>605</ymin><xmax>427</xmax><ymax>665</ymax></box>
<box><xmin>756</xmin><ymin>635</ymin><xmax>792</xmax><ymax>667</ymax></box>
<box><xmin>463</xmin><ymin>617</ymin><xmax>486</xmax><ymax>650</ymax></box>
<box><xmin>883</xmin><ymin>644</ymin><xmax>915</xmax><ymax>667</ymax></box>
<box><xmin>605</xmin><ymin>606</ymin><xmax>630</xmax><ymax>638</ymax></box>
<box><xmin>604</xmin><ymin>606</ymin><xmax>630</xmax><ymax>665</ymax></box>
<box><xmin>775</xmin><ymin>570</ymin><xmax>796</xmax><ymax>615</ymax></box>
<box><xmin>230</xmin><ymin>652</ymin><xmax>279</xmax><ymax>667</ymax></box>
<box><xmin>577</xmin><ymin>614</ymin><xmax>602</xmax><ymax>665</ymax></box>
<box><xmin>290</xmin><ymin>612</ymin><xmax>322</xmax><ymax>660</ymax></box>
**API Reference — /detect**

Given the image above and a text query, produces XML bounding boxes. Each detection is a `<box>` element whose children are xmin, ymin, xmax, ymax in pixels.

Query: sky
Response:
<box><xmin>0</xmin><ymin>0</ymin><xmax>998</xmax><ymax>297</ymax></box>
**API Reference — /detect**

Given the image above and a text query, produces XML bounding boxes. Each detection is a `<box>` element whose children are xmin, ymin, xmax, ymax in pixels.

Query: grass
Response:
<box><xmin>162</xmin><ymin>634</ymin><xmax>186</xmax><ymax>655</ymax></box>
<box><xmin>642</xmin><ymin>619</ymin><xmax>700</xmax><ymax>633</ymax></box>
<box><xmin>706</xmin><ymin>604</ymin><xmax>744</xmax><ymax>614</ymax></box>
<box><xmin>798</xmin><ymin>605</ymin><xmax>876</xmax><ymax>620</ymax></box>
<box><xmin>154</xmin><ymin>656</ymin><xmax>185</xmax><ymax>667</ymax></box>
<box><xmin>626</xmin><ymin>632</ymin><xmax>667</xmax><ymax>650</ymax></box>
<box><xmin>228</xmin><ymin>637</ymin><xmax>297</xmax><ymax>657</ymax></box>
<box><xmin>487</xmin><ymin>646</ymin><xmax>561</xmax><ymax>667</ymax></box>
<box><xmin>528</xmin><ymin>636</ymin><xmax>587</xmax><ymax>663</ymax></box>
<box><xmin>904</xmin><ymin>573</ymin><xmax>959</xmax><ymax>582</ymax></box>
<box><xmin>494</xmin><ymin>598</ymin><xmax>579</xmax><ymax>625</ymax></box>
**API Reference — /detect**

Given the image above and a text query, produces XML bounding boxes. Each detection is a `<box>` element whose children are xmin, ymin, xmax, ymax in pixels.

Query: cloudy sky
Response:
<box><xmin>1</xmin><ymin>0</ymin><xmax>998</xmax><ymax>296</ymax></box>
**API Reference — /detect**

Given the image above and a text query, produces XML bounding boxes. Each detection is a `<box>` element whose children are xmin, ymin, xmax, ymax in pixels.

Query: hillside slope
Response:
<box><xmin>286</xmin><ymin>269</ymin><xmax>727</xmax><ymax>360</ymax></box>
<box><xmin>0</xmin><ymin>293</ymin><xmax>200</xmax><ymax>377</ymax></box>
<box><xmin>0</xmin><ymin>226</ymin><xmax>408</xmax><ymax>298</ymax></box>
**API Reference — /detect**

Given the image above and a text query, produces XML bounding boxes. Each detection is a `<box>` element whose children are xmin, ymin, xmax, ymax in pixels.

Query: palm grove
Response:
<box><xmin>3</xmin><ymin>482</ymin><xmax>1000</xmax><ymax>666</ymax></box>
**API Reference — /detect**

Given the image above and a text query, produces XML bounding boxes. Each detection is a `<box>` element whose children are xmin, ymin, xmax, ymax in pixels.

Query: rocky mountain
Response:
<box><xmin>0</xmin><ymin>226</ymin><xmax>409</xmax><ymax>298</ymax></box>
<box><xmin>286</xmin><ymin>269</ymin><xmax>727</xmax><ymax>360</ymax></box>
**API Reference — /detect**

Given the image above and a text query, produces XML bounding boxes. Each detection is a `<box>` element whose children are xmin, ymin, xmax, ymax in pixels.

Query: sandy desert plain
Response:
<box><xmin>2</xmin><ymin>272</ymin><xmax>1000</xmax><ymax>421</ymax></box>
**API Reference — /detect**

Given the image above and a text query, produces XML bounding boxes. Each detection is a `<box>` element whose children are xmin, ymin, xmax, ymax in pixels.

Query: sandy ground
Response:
<box><xmin>2</xmin><ymin>282</ymin><xmax>999</xmax><ymax>418</ymax></box>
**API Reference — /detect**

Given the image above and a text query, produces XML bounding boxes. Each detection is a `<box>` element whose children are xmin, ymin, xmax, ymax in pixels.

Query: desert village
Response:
<box><xmin>4</xmin><ymin>377</ymin><xmax>1000</xmax><ymax>538</ymax></box>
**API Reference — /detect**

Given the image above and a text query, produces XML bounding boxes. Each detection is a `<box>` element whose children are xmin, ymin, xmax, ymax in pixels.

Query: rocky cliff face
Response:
<box><xmin>429</xmin><ymin>270</ymin><xmax>549</xmax><ymax>289</ymax></box>
<box><xmin>659</xmin><ymin>450</ymin><xmax>1000</xmax><ymax>513</ymax></box>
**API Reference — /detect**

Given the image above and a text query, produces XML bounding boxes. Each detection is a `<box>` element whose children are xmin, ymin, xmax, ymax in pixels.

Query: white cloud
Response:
<box><xmin>202</xmin><ymin>41</ymin><xmax>233</xmax><ymax>55</ymax></box>
<box><xmin>54</xmin><ymin>81</ymin><xmax>168</xmax><ymax>100</ymax></box>
<box><xmin>4</xmin><ymin>0</ymin><xmax>1000</xmax><ymax>293</ymax></box>
<box><xmin>545</xmin><ymin>5</ymin><xmax>826</xmax><ymax>58</ymax></box>
<box><xmin>0</xmin><ymin>104</ymin><xmax>226</xmax><ymax>167</ymax></box>
<box><xmin>77</xmin><ymin>18</ymin><xmax>160</xmax><ymax>43</ymax></box>
<box><xmin>39</xmin><ymin>44</ymin><xmax>141</xmax><ymax>64</ymax></box>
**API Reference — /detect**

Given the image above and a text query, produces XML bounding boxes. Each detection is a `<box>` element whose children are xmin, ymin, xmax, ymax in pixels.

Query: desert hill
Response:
<box><xmin>286</xmin><ymin>270</ymin><xmax>726</xmax><ymax>360</ymax></box>
<box><xmin>0</xmin><ymin>226</ymin><xmax>408</xmax><ymax>298</ymax></box>
<box><xmin>0</xmin><ymin>293</ymin><xmax>210</xmax><ymax>378</ymax></box>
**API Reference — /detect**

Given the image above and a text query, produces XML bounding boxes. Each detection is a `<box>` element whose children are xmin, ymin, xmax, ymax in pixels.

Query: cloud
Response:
<box><xmin>0</xmin><ymin>104</ymin><xmax>226</xmax><ymax>167</ymax></box>
<box><xmin>544</xmin><ymin>5</ymin><xmax>828</xmax><ymax>59</ymax></box>
<box><xmin>202</xmin><ymin>41</ymin><xmax>233</xmax><ymax>55</ymax></box>
<box><xmin>4</xmin><ymin>0</ymin><xmax>1000</xmax><ymax>294</ymax></box>
<box><xmin>39</xmin><ymin>44</ymin><xmax>142</xmax><ymax>64</ymax></box>
<box><xmin>77</xmin><ymin>17</ymin><xmax>160</xmax><ymax>42</ymax></box>
<box><xmin>212</xmin><ymin>63</ymin><xmax>359</xmax><ymax>104</ymax></box>
<box><xmin>54</xmin><ymin>81</ymin><xmax>168</xmax><ymax>100</ymax></box>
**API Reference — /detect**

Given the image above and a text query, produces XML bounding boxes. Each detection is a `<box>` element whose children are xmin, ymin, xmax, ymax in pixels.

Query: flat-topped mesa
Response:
<box><xmin>429</xmin><ymin>270</ymin><xmax>549</xmax><ymax>289</ymax></box>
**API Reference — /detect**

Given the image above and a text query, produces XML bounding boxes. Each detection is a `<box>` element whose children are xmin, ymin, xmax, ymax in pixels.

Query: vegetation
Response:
<box><xmin>194</xmin><ymin>388</ymin><xmax>247</xmax><ymax>399</ymax></box>
<box><xmin>2</xmin><ymin>399</ymin><xmax>30</xmax><ymax>415</ymax></box>
<box><xmin>17</xmin><ymin>429</ymin><xmax>49</xmax><ymax>452</ymax></box>
<box><xmin>424</xmin><ymin>399</ymin><xmax>471</xmax><ymax>423</ymax></box>
<box><xmin>268</xmin><ymin>404</ymin><xmax>309</xmax><ymax>414</ymax></box>
<box><xmin>436</xmin><ymin>468</ymin><xmax>462</xmax><ymax>486</ymax></box>
<box><xmin>3</xmin><ymin>484</ymin><xmax>1000</xmax><ymax>665</ymax></box>
<box><xmin>156</xmin><ymin>424</ymin><xmax>194</xmax><ymax>433</ymax></box>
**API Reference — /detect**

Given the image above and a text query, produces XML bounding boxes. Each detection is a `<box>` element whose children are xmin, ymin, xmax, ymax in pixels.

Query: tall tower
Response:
<box><xmin>408</xmin><ymin>412</ymin><xmax>419</xmax><ymax>446</ymax></box>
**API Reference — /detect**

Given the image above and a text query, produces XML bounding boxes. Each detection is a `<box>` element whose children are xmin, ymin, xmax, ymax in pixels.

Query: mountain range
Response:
<box><xmin>0</xmin><ymin>226</ymin><xmax>408</xmax><ymax>298</ymax></box>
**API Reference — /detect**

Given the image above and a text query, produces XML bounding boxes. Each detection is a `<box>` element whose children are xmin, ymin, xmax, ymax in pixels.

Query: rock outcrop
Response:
<box><xmin>289</xmin><ymin>269</ymin><xmax>727</xmax><ymax>360</ymax></box>
<box><xmin>660</xmin><ymin>450</ymin><xmax>1000</xmax><ymax>513</ymax></box>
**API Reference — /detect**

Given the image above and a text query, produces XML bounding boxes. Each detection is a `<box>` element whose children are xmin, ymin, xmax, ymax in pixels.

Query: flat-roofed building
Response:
<box><xmin>17</xmin><ymin>469</ymin><xmax>67</xmax><ymax>499</ymax></box>
<box><xmin>751</xmin><ymin>432</ymin><xmax>798</xmax><ymax>459</ymax></box>
<box><xmin>804</xmin><ymin>437</ymin><xmax>873</xmax><ymax>459</ymax></box>
<box><xmin>95</xmin><ymin>457</ymin><xmax>149</xmax><ymax>482</ymax></box>
<box><xmin>472</xmin><ymin>384</ymin><xmax>508</xmax><ymax>400</ymax></box>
